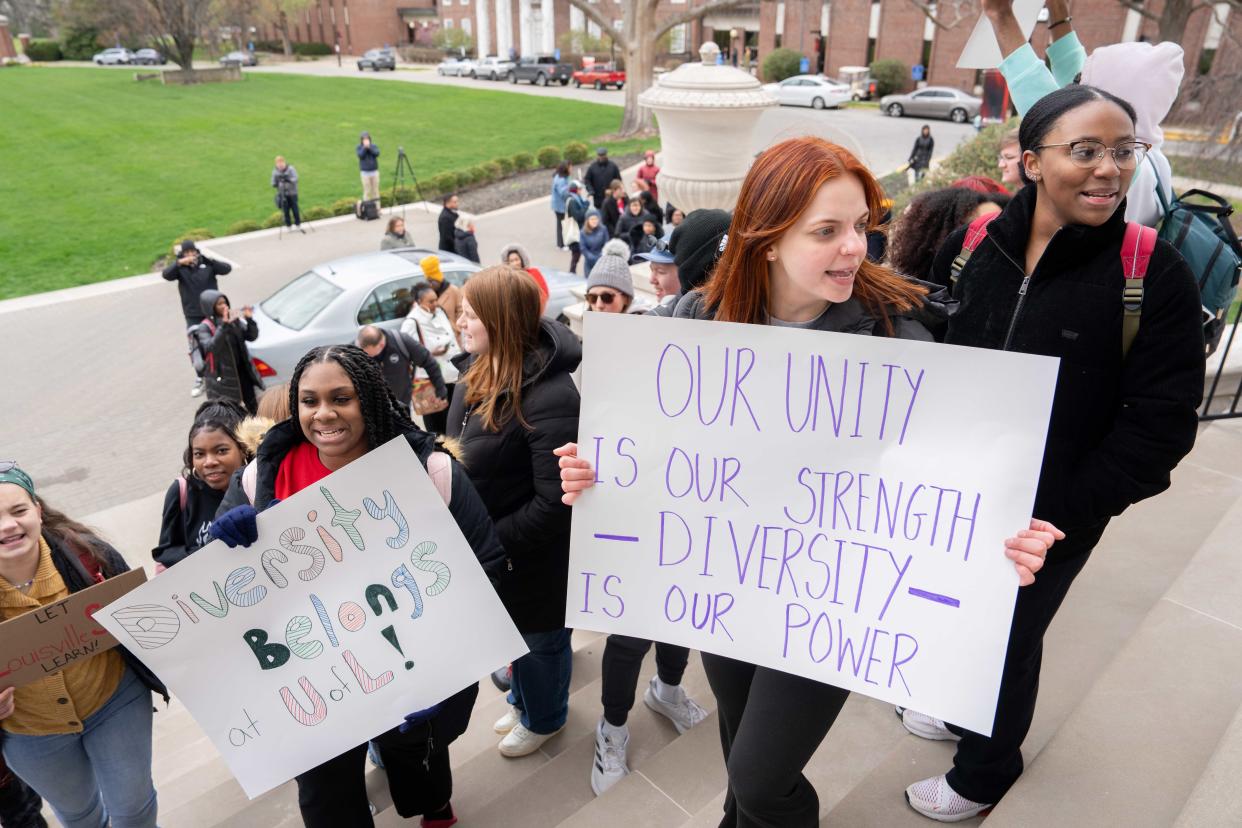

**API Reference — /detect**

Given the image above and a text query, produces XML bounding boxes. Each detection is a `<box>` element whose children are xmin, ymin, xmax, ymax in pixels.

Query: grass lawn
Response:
<box><xmin>0</xmin><ymin>67</ymin><xmax>622</xmax><ymax>299</ymax></box>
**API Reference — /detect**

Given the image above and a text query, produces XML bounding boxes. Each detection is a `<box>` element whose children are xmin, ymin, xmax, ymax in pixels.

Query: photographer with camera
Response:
<box><xmin>271</xmin><ymin>155</ymin><xmax>304</xmax><ymax>232</ymax></box>
<box><xmin>163</xmin><ymin>239</ymin><xmax>232</xmax><ymax>396</ymax></box>
<box><xmin>357</xmin><ymin>131</ymin><xmax>381</xmax><ymax>202</ymax></box>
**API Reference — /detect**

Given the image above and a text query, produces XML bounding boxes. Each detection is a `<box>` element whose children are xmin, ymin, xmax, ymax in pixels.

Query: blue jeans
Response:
<box><xmin>3</xmin><ymin>669</ymin><xmax>157</xmax><ymax>828</ymax></box>
<box><xmin>508</xmin><ymin>628</ymin><xmax>572</xmax><ymax>734</ymax></box>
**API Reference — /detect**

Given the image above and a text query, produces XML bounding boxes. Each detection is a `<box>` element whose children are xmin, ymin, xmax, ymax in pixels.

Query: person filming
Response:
<box><xmin>271</xmin><ymin>156</ymin><xmax>304</xmax><ymax>233</ymax></box>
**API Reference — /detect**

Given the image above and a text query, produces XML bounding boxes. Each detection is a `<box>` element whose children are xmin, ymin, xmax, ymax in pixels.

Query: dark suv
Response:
<box><xmin>509</xmin><ymin>56</ymin><xmax>573</xmax><ymax>86</ymax></box>
<box><xmin>358</xmin><ymin>48</ymin><xmax>397</xmax><ymax>71</ymax></box>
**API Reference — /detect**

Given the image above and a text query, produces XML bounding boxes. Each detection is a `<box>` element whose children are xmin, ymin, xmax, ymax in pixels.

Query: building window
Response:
<box><xmin>587</xmin><ymin>20</ymin><xmax>600</xmax><ymax>36</ymax></box>
<box><xmin>669</xmin><ymin>22</ymin><xmax>688</xmax><ymax>52</ymax></box>
<box><xmin>444</xmin><ymin>17</ymin><xmax>454</xmax><ymax>27</ymax></box>
<box><xmin>463</xmin><ymin>16</ymin><xmax>472</xmax><ymax>34</ymax></box>
<box><xmin>444</xmin><ymin>0</ymin><xmax>452</xmax><ymax>5</ymax></box>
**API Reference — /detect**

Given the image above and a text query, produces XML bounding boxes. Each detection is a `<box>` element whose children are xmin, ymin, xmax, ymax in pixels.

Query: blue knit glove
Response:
<box><xmin>398</xmin><ymin>702</ymin><xmax>443</xmax><ymax>733</ymax></box>
<box><xmin>210</xmin><ymin>505</ymin><xmax>258</xmax><ymax>548</ymax></box>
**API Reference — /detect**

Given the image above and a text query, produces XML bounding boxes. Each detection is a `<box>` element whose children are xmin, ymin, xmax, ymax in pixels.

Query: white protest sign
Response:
<box><xmin>566</xmin><ymin>313</ymin><xmax>1058</xmax><ymax>735</ymax></box>
<box><xmin>957</xmin><ymin>0</ymin><xmax>1045</xmax><ymax>69</ymax></box>
<box><xmin>97</xmin><ymin>438</ymin><xmax>526</xmax><ymax>797</ymax></box>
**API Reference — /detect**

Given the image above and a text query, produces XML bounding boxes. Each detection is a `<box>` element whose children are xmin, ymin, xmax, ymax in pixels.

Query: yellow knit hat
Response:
<box><xmin>420</xmin><ymin>255</ymin><xmax>443</xmax><ymax>283</ymax></box>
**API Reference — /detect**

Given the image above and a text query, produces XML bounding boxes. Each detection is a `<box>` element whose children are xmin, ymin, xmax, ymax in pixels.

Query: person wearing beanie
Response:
<box><xmin>579</xmin><ymin>208</ymin><xmax>610</xmax><ymax>276</ymax></box>
<box><xmin>668</xmin><ymin>208</ymin><xmax>731</xmax><ymax>296</ymax></box>
<box><xmin>501</xmin><ymin>243</ymin><xmax>551</xmax><ymax>312</ymax></box>
<box><xmin>163</xmin><ymin>237</ymin><xmax>233</xmax><ymax>396</ymax></box>
<box><xmin>586</xmin><ymin>239</ymin><xmax>635</xmax><ymax>313</ymax></box>
<box><xmin>418</xmin><ymin>254</ymin><xmax>462</xmax><ymax>340</ymax></box>
<box><xmin>453</xmin><ymin>213</ymin><xmax>480</xmax><ymax>263</ymax></box>
<box><xmin>357</xmin><ymin>130</ymin><xmax>381</xmax><ymax>202</ymax></box>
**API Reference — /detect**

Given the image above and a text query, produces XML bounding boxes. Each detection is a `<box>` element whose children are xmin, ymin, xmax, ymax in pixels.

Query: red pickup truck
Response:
<box><xmin>572</xmin><ymin>65</ymin><xmax>625</xmax><ymax>90</ymax></box>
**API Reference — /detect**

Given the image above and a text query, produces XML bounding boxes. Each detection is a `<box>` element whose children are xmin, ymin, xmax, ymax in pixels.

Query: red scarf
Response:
<box><xmin>274</xmin><ymin>441</ymin><xmax>333</xmax><ymax>500</ymax></box>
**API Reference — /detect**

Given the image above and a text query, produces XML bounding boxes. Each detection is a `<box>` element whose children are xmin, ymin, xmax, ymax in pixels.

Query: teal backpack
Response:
<box><xmin>1154</xmin><ymin>178</ymin><xmax>1242</xmax><ymax>355</ymax></box>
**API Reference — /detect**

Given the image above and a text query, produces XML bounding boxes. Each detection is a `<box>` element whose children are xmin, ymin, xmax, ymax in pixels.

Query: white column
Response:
<box><xmin>518</xmin><ymin>0</ymin><xmax>532</xmax><ymax>56</ymax></box>
<box><xmin>569</xmin><ymin>3</ymin><xmax>584</xmax><ymax>33</ymax></box>
<box><xmin>477</xmin><ymin>0</ymin><xmax>492</xmax><ymax>56</ymax></box>
<box><xmin>496</xmin><ymin>0</ymin><xmax>513</xmax><ymax>57</ymax></box>
<box><xmin>542</xmin><ymin>0</ymin><xmax>557</xmax><ymax>55</ymax></box>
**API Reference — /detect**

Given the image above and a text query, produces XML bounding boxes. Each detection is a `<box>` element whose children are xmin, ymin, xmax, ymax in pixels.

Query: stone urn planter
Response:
<box><xmin>639</xmin><ymin>42</ymin><xmax>777</xmax><ymax>213</ymax></box>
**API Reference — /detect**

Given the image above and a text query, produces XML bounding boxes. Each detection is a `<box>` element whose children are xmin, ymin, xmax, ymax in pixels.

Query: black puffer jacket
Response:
<box><xmin>448</xmin><ymin>319</ymin><xmax>582</xmax><ymax>633</ymax></box>
<box><xmin>933</xmin><ymin>184</ymin><xmax>1204</xmax><ymax>540</ymax></box>
<box><xmin>192</xmin><ymin>289</ymin><xmax>263</xmax><ymax>411</ymax></box>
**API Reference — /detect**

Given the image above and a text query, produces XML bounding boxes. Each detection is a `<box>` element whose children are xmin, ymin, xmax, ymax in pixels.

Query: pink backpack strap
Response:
<box><xmin>950</xmin><ymin>212</ymin><xmax>1002</xmax><ymax>287</ymax></box>
<box><xmin>1121</xmin><ymin>222</ymin><xmax>1157</xmax><ymax>358</ymax></box>
<box><xmin>427</xmin><ymin>451</ymin><xmax>453</xmax><ymax>507</ymax></box>
<box><xmin>242</xmin><ymin>461</ymin><xmax>258</xmax><ymax>505</ymax></box>
<box><xmin>177</xmin><ymin>476</ymin><xmax>187</xmax><ymax>510</ymax></box>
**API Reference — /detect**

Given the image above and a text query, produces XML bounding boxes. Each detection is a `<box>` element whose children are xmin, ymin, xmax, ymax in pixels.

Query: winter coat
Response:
<box><xmin>566</xmin><ymin>193</ymin><xmax>589</xmax><ymax>228</ymax></box>
<box><xmin>447</xmin><ymin>319</ymin><xmax>582</xmax><ymax>633</ymax></box>
<box><xmin>153</xmin><ymin>475</ymin><xmax>224</xmax><ymax>567</ymax></box>
<box><xmin>381</xmin><ymin>230</ymin><xmax>414</xmax><ymax>250</ymax></box>
<box><xmin>584</xmin><ymin>158</ymin><xmax>622</xmax><ymax>205</ymax></box>
<box><xmin>454</xmin><ymin>228</ymin><xmax>480</xmax><ymax>263</ymax></box>
<box><xmin>438</xmin><ymin>207</ymin><xmax>458</xmax><ymax>253</ymax></box>
<box><xmin>402</xmin><ymin>305</ymin><xmax>463</xmax><ymax>382</ymax></box>
<box><xmin>909</xmin><ymin>134</ymin><xmax>934</xmax><ymax>171</ymax></box>
<box><xmin>551</xmin><ymin>174</ymin><xmax>569</xmax><ymax>213</ymax></box>
<box><xmin>192</xmin><ymin>290</ymin><xmax>263</xmax><ymax>412</ymax></box>
<box><xmin>579</xmin><ymin>219</ymin><xmax>610</xmax><ymax>275</ymax></box>
<box><xmin>271</xmin><ymin>165</ymin><xmax>298</xmax><ymax>198</ymax></box>
<box><xmin>602</xmin><ymin>197</ymin><xmax>625</xmax><ymax>236</ymax></box>
<box><xmin>636</xmin><ymin>162</ymin><xmax>660</xmax><ymax>203</ymax></box>
<box><xmin>932</xmin><ymin>183</ymin><xmax>1205</xmax><ymax>542</ymax></box>
<box><xmin>357</xmin><ymin>139</ymin><xmax>380</xmax><ymax>173</ymax></box>
<box><xmin>431</xmin><ymin>281</ymin><xmax>463</xmax><ymax>337</ymax></box>
<box><xmin>163</xmin><ymin>253</ymin><xmax>232</xmax><ymax>322</ymax></box>
<box><xmin>615</xmin><ymin>208</ymin><xmax>653</xmax><ymax>242</ymax></box>
<box><xmin>365</xmin><ymin>330</ymin><xmax>446</xmax><ymax>407</ymax></box>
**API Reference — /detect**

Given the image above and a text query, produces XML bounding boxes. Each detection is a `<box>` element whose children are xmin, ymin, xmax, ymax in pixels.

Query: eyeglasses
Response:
<box><xmin>1032</xmin><ymin>140</ymin><xmax>1152</xmax><ymax>170</ymax></box>
<box><xmin>587</xmin><ymin>291</ymin><xmax>620</xmax><ymax>305</ymax></box>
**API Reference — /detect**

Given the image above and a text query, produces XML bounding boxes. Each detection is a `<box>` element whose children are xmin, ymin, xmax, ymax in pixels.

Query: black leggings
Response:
<box><xmin>555</xmin><ymin>210</ymin><xmax>566</xmax><ymax>247</ymax></box>
<box><xmin>600</xmin><ymin>634</ymin><xmax>690</xmax><ymax>726</ymax></box>
<box><xmin>281</xmin><ymin>194</ymin><xmax>301</xmax><ymax>227</ymax></box>
<box><xmin>568</xmin><ymin>242</ymin><xmax>582</xmax><ymax>275</ymax></box>
<box><xmin>703</xmin><ymin>653</ymin><xmax>849</xmax><ymax>827</ymax></box>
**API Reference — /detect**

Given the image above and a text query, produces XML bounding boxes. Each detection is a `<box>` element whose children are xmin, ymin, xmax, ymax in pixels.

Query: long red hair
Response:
<box><xmin>703</xmin><ymin>137</ymin><xmax>926</xmax><ymax>332</ymax></box>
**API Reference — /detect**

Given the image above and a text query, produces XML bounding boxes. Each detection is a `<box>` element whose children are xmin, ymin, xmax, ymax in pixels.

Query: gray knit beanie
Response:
<box><xmin>587</xmin><ymin>239</ymin><xmax>634</xmax><ymax>298</ymax></box>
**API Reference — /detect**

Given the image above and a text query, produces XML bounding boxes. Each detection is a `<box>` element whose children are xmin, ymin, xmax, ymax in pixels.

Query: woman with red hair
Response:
<box><xmin>556</xmin><ymin>136</ymin><xmax>1061</xmax><ymax>826</ymax></box>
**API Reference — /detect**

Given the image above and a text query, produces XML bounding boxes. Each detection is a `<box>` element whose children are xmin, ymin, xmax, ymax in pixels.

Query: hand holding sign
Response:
<box><xmin>957</xmin><ymin>0</ymin><xmax>1044</xmax><ymax>69</ymax></box>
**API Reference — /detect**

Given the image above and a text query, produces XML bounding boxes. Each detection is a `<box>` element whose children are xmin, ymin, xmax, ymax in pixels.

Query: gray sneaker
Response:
<box><xmin>642</xmin><ymin>677</ymin><xmax>707</xmax><ymax>734</ymax></box>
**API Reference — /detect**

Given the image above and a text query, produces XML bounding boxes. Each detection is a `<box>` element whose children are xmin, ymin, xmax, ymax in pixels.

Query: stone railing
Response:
<box><xmin>160</xmin><ymin>66</ymin><xmax>243</xmax><ymax>85</ymax></box>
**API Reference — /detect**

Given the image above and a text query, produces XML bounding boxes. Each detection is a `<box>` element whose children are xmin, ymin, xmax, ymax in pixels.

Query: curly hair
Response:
<box><xmin>887</xmin><ymin>188</ymin><xmax>993</xmax><ymax>283</ymax></box>
<box><xmin>181</xmin><ymin>399</ymin><xmax>251</xmax><ymax>477</ymax></box>
<box><xmin>287</xmin><ymin>345</ymin><xmax>417</xmax><ymax>450</ymax></box>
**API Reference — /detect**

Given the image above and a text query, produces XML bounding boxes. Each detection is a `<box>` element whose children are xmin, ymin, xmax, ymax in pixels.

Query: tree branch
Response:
<box><xmin>903</xmin><ymin>0</ymin><xmax>974</xmax><ymax>31</ymax></box>
<box><xmin>562</xmin><ymin>0</ymin><xmax>628</xmax><ymax>49</ymax></box>
<box><xmin>1115</xmin><ymin>0</ymin><xmax>1158</xmax><ymax>22</ymax></box>
<box><xmin>655</xmin><ymin>0</ymin><xmax>756</xmax><ymax>40</ymax></box>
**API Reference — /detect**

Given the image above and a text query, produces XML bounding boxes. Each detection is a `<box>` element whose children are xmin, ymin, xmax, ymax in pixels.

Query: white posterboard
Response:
<box><xmin>98</xmin><ymin>438</ymin><xmax>526</xmax><ymax>797</ymax></box>
<box><xmin>566</xmin><ymin>313</ymin><xmax>1059</xmax><ymax>735</ymax></box>
<box><xmin>957</xmin><ymin>0</ymin><xmax>1045</xmax><ymax>69</ymax></box>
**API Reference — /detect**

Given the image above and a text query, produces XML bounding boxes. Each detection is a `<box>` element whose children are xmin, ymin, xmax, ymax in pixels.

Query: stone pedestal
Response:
<box><xmin>638</xmin><ymin>42</ymin><xmax>777</xmax><ymax>213</ymax></box>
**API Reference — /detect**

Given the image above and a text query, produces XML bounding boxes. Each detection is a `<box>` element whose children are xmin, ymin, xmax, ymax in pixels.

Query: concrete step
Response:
<box><xmin>1174</xmin><ymin>701</ymin><xmax>1242</xmax><ymax>826</ymax></box>
<box><xmin>985</xmin><ymin>468</ymin><xmax>1242</xmax><ymax>825</ymax></box>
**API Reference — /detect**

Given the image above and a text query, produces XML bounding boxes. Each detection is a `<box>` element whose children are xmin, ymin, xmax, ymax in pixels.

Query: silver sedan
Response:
<box><xmin>879</xmin><ymin>87</ymin><xmax>982</xmax><ymax>123</ymax></box>
<box><xmin>248</xmin><ymin>246</ymin><xmax>579</xmax><ymax>381</ymax></box>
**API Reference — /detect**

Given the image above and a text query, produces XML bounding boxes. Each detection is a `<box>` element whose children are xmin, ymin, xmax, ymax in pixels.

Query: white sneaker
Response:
<box><xmin>590</xmin><ymin>720</ymin><xmax>630</xmax><ymax>796</ymax></box>
<box><xmin>905</xmin><ymin>774</ymin><xmax>992</xmax><ymax>822</ymax></box>
<box><xmin>643</xmin><ymin>677</ymin><xmax>707</xmax><ymax>734</ymax></box>
<box><xmin>189</xmin><ymin>381</ymin><xmax>204</xmax><ymax>397</ymax></box>
<box><xmin>498</xmin><ymin>722</ymin><xmax>562</xmax><ymax>757</ymax></box>
<box><xmin>493</xmin><ymin>706</ymin><xmax>520</xmax><ymax>734</ymax></box>
<box><xmin>900</xmin><ymin>707</ymin><xmax>960</xmax><ymax>742</ymax></box>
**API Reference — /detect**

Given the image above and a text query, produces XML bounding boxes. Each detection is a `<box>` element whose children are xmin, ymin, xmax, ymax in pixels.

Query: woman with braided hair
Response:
<box><xmin>210</xmin><ymin>344</ymin><xmax>507</xmax><ymax>828</ymax></box>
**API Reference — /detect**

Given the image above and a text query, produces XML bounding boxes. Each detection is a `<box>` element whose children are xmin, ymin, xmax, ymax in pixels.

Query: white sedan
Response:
<box><xmin>437</xmin><ymin>57</ymin><xmax>476</xmax><ymax>77</ymax></box>
<box><xmin>762</xmin><ymin>75</ymin><xmax>852</xmax><ymax>110</ymax></box>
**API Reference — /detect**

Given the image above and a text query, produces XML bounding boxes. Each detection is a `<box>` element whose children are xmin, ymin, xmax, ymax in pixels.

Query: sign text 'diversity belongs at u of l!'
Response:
<box><xmin>96</xmin><ymin>438</ymin><xmax>527</xmax><ymax>798</ymax></box>
<box><xmin>567</xmin><ymin>313</ymin><xmax>1059</xmax><ymax>735</ymax></box>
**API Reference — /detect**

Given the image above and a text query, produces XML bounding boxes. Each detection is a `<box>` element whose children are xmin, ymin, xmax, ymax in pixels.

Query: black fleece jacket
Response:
<box><xmin>152</xmin><ymin>476</ymin><xmax>224</xmax><ymax>567</ymax></box>
<box><xmin>448</xmin><ymin>319</ymin><xmax>582</xmax><ymax>633</ymax></box>
<box><xmin>934</xmin><ymin>184</ymin><xmax>1205</xmax><ymax>538</ymax></box>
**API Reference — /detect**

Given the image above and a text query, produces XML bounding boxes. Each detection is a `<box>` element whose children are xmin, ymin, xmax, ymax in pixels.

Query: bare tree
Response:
<box><xmin>562</xmin><ymin>0</ymin><xmax>756</xmax><ymax>135</ymax></box>
<box><xmin>140</xmin><ymin>0</ymin><xmax>214</xmax><ymax>68</ymax></box>
<box><xmin>0</xmin><ymin>0</ymin><xmax>55</xmax><ymax>36</ymax></box>
<box><xmin>258</xmin><ymin>0</ymin><xmax>314</xmax><ymax>56</ymax></box>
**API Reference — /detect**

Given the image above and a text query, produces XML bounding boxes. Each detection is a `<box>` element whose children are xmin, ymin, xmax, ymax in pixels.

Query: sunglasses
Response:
<box><xmin>587</xmin><ymin>291</ymin><xmax>620</xmax><ymax>305</ymax></box>
<box><xmin>0</xmin><ymin>460</ymin><xmax>18</xmax><ymax>473</ymax></box>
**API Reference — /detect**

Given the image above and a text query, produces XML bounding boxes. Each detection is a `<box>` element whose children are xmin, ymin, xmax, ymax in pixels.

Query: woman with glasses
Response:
<box><xmin>898</xmin><ymin>84</ymin><xmax>1205</xmax><ymax>820</ymax></box>
<box><xmin>447</xmin><ymin>266</ymin><xmax>581</xmax><ymax>760</ymax></box>
<box><xmin>0</xmin><ymin>463</ymin><xmax>167</xmax><ymax>828</ymax></box>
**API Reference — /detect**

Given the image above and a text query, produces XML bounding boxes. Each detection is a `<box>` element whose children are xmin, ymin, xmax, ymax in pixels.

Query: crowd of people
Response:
<box><xmin>1</xmin><ymin>4</ymin><xmax>1213</xmax><ymax>826</ymax></box>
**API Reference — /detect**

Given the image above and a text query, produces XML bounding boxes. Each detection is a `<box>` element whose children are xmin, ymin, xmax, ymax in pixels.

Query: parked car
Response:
<box><xmin>837</xmin><ymin>66</ymin><xmax>877</xmax><ymax>101</ymax></box>
<box><xmin>132</xmin><ymin>48</ymin><xmax>166</xmax><ymax>65</ymax></box>
<box><xmin>247</xmin><ymin>247</ymin><xmax>579</xmax><ymax>380</ymax></box>
<box><xmin>762</xmin><ymin>74</ymin><xmax>851</xmax><ymax>109</ymax></box>
<box><xmin>509</xmin><ymin>55</ymin><xmax>573</xmax><ymax>86</ymax></box>
<box><xmin>572</xmin><ymin>64</ymin><xmax>625</xmax><ymax>90</ymax></box>
<box><xmin>880</xmin><ymin>86</ymin><xmax>983</xmax><ymax>123</ymax></box>
<box><xmin>92</xmin><ymin>48</ymin><xmax>134</xmax><ymax>65</ymax></box>
<box><xmin>436</xmin><ymin>56</ymin><xmax>475</xmax><ymax>76</ymax></box>
<box><xmin>358</xmin><ymin>48</ymin><xmax>397</xmax><ymax>71</ymax></box>
<box><xmin>220</xmin><ymin>50</ymin><xmax>258</xmax><ymax>67</ymax></box>
<box><xmin>472</xmin><ymin>55</ymin><xmax>515</xmax><ymax>80</ymax></box>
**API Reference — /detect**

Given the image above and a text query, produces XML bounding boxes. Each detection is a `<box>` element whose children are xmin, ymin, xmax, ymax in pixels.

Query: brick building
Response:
<box><xmin>261</xmin><ymin>0</ymin><xmax>1237</xmax><ymax>93</ymax></box>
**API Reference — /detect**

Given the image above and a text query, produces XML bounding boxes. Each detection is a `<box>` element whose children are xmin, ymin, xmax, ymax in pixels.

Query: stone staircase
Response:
<box><xmin>41</xmin><ymin>421</ymin><xmax>1242</xmax><ymax>827</ymax></box>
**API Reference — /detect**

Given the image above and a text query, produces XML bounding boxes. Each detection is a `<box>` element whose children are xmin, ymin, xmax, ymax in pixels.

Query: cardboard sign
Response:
<box><xmin>566</xmin><ymin>313</ymin><xmax>1059</xmax><ymax>735</ymax></box>
<box><xmin>97</xmin><ymin>438</ymin><xmax>527</xmax><ymax>798</ymax></box>
<box><xmin>0</xmin><ymin>568</ymin><xmax>147</xmax><ymax>690</ymax></box>
<box><xmin>957</xmin><ymin>0</ymin><xmax>1045</xmax><ymax>69</ymax></box>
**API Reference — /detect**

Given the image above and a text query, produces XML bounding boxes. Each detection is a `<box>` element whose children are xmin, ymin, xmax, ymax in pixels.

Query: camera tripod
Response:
<box><xmin>390</xmin><ymin>146</ymin><xmax>429</xmax><ymax>218</ymax></box>
<box><xmin>276</xmin><ymin>188</ymin><xmax>314</xmax><ymax>241</ymax></box>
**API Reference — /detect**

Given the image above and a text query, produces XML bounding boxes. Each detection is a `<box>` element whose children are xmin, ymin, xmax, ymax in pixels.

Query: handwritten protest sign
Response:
<box><xmin>97</xmin><ymin>438</ymin><xmax>526</xmax><ymax>797</ymax></box>
<box><xmin>957</xmin><ymin>0</ymin><xmax>1044</xmax><ymax>69</ymax></box>
<box><xmin>1</xmin><ymin>568</ymin><xmax>146</xmax><ymax>690</ymax></box>
<box><xmin>566</xmin><ymin>313</ymin><xmax>1058</xmax><ymax>735</ymax></box>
